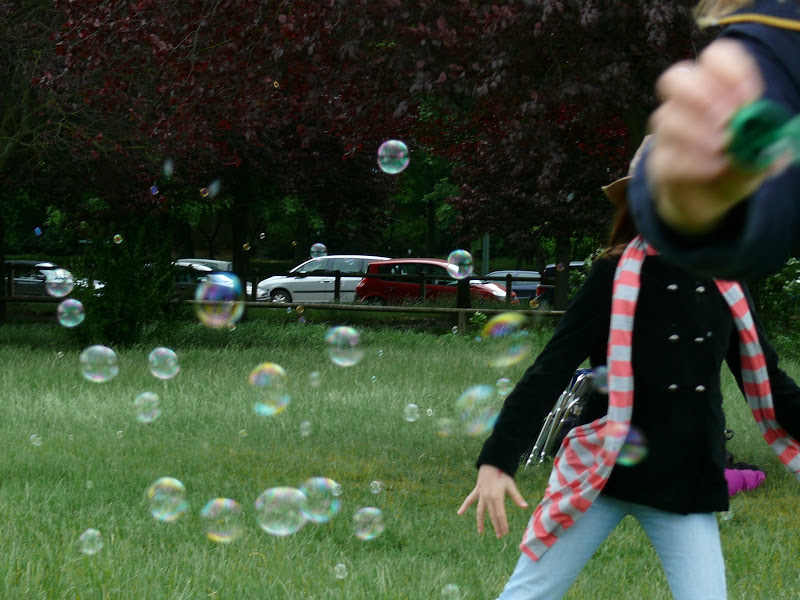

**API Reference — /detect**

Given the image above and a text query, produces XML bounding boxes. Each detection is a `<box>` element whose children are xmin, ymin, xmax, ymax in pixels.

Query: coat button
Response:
<box><xmin>669</xmin><ymin>334</ymin><xmax>679</xmax><ymax>342</ymax></box>
<box><xmin>694</xmin><ymin>337</ymin><xmax>705</xmax><ymax>343</ymax></box>
<box><xmin>668</xmin><ymin>384</ymin><xmax>678</xmax><ymax>392</ymax></box>
<box><xmin>667</xmin><ymin>284</ymin><xmax>678</xmax><ymax>291</ymax></box>
<box><xmin>695</xmin><ymin>385</ymin><xmax>706</xmax><ymax>392</ymax></box>
<box><xmin>695</xmin><ymin>285</ymin><xmax>706</xmax><ymax>293</ymax></box>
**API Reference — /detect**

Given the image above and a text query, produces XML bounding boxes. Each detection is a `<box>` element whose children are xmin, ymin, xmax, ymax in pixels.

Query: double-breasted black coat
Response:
<box><xmin>478</xmin><ymin>255</ymin><xmax>800</xmax><ymax>514</ymax></box>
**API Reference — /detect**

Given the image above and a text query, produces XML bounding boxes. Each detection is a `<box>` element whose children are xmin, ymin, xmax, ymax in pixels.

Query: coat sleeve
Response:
<box><xmin>476</xmin><ymin>258</ymin><xmax>615</xmax><ymax>477</ymax></box>
<box><xmin>628</xmin><ymin>26</ymin><xmax>800</xmax><ymax>281</ymax></box>
<box><xmin>725</xmin><ymin>288</ymin><xmax>800</xmax><ymax>442</ymax></box>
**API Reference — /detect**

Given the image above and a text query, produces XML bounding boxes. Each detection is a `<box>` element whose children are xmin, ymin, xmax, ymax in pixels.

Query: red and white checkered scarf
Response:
<box><xmin>520</xmin><ymin>235</ymin><xmax>800</xmax><ymax>561</ymax></box>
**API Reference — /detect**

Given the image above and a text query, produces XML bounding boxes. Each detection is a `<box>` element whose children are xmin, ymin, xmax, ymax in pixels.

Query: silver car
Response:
<box><xmin>257</xmin><ymin>254</ymin><xmax>390</xmax><ymax>303</ymax></box>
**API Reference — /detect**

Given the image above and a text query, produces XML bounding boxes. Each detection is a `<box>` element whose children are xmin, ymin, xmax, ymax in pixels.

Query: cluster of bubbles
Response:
<box><xmin>377</xmin><ymin>139</ymin><xmax>410</xmax><ymax>174</ymax></box>
<box><xmin>194</xmin><ymin>272</ymin><xmax>245</xmax><ymax>329</ymax></box>
<box><xmin>249</xmin><ymin>363</ymin><xmax>290</xmax><ymax>416</ymax></box>
<box><xmin>325</xmin><ymin>326</ymin><xmax>364</xmax><ymax>367</ymax></box>
<box><xmin>481</xmin><ymin>312</ymin><xmax>532</xmax><ymax>368</ymax></box>
<box><xmin>446</xmin><ymin>250</ymin><xmax>474</xmax><ymax>280</ymax></box>
<box><xmin>310</xmin><ymin>243</ymin><xmax>328</xmax><ymax>258</ymax></box>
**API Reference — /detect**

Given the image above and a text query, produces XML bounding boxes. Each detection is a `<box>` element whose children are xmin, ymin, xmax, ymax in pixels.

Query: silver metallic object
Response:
<box><xmin>524</xmin><ymin>368</ymin><xmax>596</xmax><ymax>468</ymax></box>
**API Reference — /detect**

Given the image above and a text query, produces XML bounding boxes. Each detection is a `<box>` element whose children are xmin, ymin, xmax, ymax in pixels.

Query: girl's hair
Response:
<box><xmin>598</xmin><ymin>200</ymin><xmax>637</xmax><ymax>260</ymax></box>
<box><xmin>694</xmin><ymin>0</ymin><xmax>754</xmax><ymax>26</ymax></box>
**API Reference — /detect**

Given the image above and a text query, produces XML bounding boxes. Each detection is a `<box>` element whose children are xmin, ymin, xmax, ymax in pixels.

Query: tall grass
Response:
<box><xmin>1</xmin><ymin>318</ymin><xmax>799</xmax><ymax>599</ymax></box>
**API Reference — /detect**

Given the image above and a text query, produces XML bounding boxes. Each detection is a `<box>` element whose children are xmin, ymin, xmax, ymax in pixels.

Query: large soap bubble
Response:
<box><xmin>325</xmin><ymin>326</ymin><xmax>364</xmax><ymax>367</ymax></box>
<box><xmin>456</xmin><ymin>384</ymin><xmax>500</xmax><ymax>436</ymax></box>
<box><xmin>195</xmin><ymin>272</ymin><xmax>245</xmax><ymax>329</ymax></box>
<box><xmin>148</xmin><ymin>347</ymin><xmax>180</xmax><ymax>380</ymax></box>
<box><xmin>79</xmin><ymin>345</ymin><xmax>119</xmax><ymax>383</ymax></box>
<box><xmin>446</xmin><ymin>250</ymin><xmax>474</xmax><ymax>280</ymax></box>
<box><xmin>352</xmin><ymin>507</ymin><xmax>385</xmax><ymax>541</ymax></box>
<box><xmin>200</xmin><ymin>498</ymin><xmax>244</xmax><ymax>543</ymax></box>
<box><xmin>45</xmin><ymin>268</ymin><xmax>74</xmax><ymax>298</ymax></box>
<box><xmin>57</xmin><ymin>298</ymin><xmax>85</xmax><ymax>328</ymax></box>
<box><xmin>298</xmin><ymin>477</ymin><xmax>342</xmax><ymax>523</ymax></box>
<box><xmin>377</xmin><ymin>139</ymin><xmax>410</xmax><ymax>174</ymax></box>
<box><xmin>146</xmin><ymin>477</ymin><xmax>188</xmax><ymax>523</ymax></box>
<box><xmin>254</xmin><ymin>487</ymin><xmax>308</xmax><ymax>537</ymax></box>
<box><xmin>249</xmin><ymin>363</ymin><xmax>290</xmax><ymax>416</ymax></box>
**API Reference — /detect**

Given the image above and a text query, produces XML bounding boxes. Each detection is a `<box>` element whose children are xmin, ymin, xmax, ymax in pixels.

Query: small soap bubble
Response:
<box><xmin>29</xmin><ymin>433</ymin><xmax>43</xmax><ymax>447</ymax></box>
<box><xmin>378</xmin><ymin>349</ymin><xmax>384</xmax><ymax>357</ymax></box>
<box><xmin>556</xmin><ymin>263</ymin><xmax>565</xmax><ymax>272</ymax></box>
<box><xmin>426</xmin><ymin>408</ymin><xmax>434</xmax><ymax>417</ymax></box>
<box><xmin>299</xmin><ymin>420</ymin><xmax>312</xmax><ymax>437</ymax></box>
<box><xmin>57</xmin><ymin>298</ymin><xmax>85</xmax><ymax>328</ymax></box>
<box><xmin>86</xmin><ymin>480</ymin><xmax>94</xmax><ymax>489</ymax></box>
<box><xmin>195</xmin><ymin>272</ymin><xmax>245</xmax><ymax>329</ymax></box>
<box><xmin>273</xmin><ymin>80</ymin><xmax>280</xmax><ymax>89</ymax></box>
<box><xmin>529</xmin><ymin>298</ymin><xmax>540</xmax><ymax>309</ymax></box>
<box><xmin>200</xmin><ymin>498</ymin><xmax>244</xmax><ymax>543</ymax></box>
<box><xmin>446</xmin><ymin>249</ymin><xmax>474</xmax><ymax>280</ymax></box>
<box><xmin>80</xmin><ymin>345</ymin><xmax>119</xmax><ymax>383</ymax></box>
<box><xmin>441</xmin><ymin>583</ymin><xmax>462</xmax><ymax>599</ymax></box>
<box><xmin>57</xmin><ymin>351</ymin><xmax>64</xmax><ymax>359</ymax></box>
<box><xmin>45</xmin><ymin>268</ymin><xmax>74</xmax><ymax>298</ymax></box>
<box><xmin>113</xmin><ymin>234</ymin><xmax>123</xmax><ymax>245</ymax></box>
<box><xmin>238</xmin><ymin>428</ymin><xmax>247</xmax><ymax>438</ymax></box>
<box><xmin>592</xmin><ymin>365</ymin><xmax>609</xmax><ymax>393</ymax></box>
<box><xmin>299</xmin><ymin>477</ymin><xmax>342</xmax><ymax>523</ymax></box>
<box><xmin>436</xmin><ymin>418</ymin><xmax>455</xmax><ymax>437</ymax></box>
<box><xmin>371</xmin><ymin>375</ymin><xmax>377</xmax><ymax>383</ymax></box>
<box><xmin>78</xmin><ymin>528</ymin><xmax>103</xmax><ymax>555</ymax></box>
<box><xmin>200</xmin><ymin>187</ymin><xmax>209</xmax><ymax>197</ymax></box>
<box><xmin>207</xmin><ymin>179</ymin><xmax>222</xmax><ymax>198</ymax></box>
<box><xmin>325</xmin><ymin>326</ymin><xmax>364</xmax><ymax>367</ymax></box>
<box><xmin>291</xmin><ymin>240</ymin><xmax>297</xmax><ymax>246</ymax></box>
<box><xmin>310</xmin><ymin>243</ymin><xmax>328</xmax><ymax>258</ymax></box>
<box><xmin>259</xmin><ymin>232</ymin><xmax>266</xmax><ymax>240</ymax></box>
<box><xmin>334</xmin><ymin>563</ymin><xmax>348</xmax><ymax>579</ymax></box>
<box><xmin>404</xmin><ymin>403</ymin><xmax>420</xmax><ymax>422</ymax></box>
<box><xmin>369</xmin><ymin>480</ymin><xmax>382</xmax><ymax>494</ymax></box>
<box><xmin>242</xmin><ymin>242</ymin><xmax>251</xmax><ymax>252</ymax></box>
<box><xmin>146</xmin><ymin>477</ymin><xmax>188</xmax><ymax>523</ymax></box>
<box><xmin>34</xmin><ymin>226</ymin><xmax>43</xmax><ymax>236</ymax></box>
<box><xmin>249</xmin><ymin>363</ymin><xmax>290</xmax><ymax>416</ymax></box>
<box><xmin>149</xmin><ymin>185</ymin><xmax>159</xmax><ymax>195</ymax></box>
<box><xmin>308</xmin><ymin>371</ymin><xmax>322</xmax><ymax>387</ymax></box>
<box><xmin>331</xmin><ymin>482</ymin><xmax>343</xmax><ymax>497</ymax></box>
<box><xmin>134</xmin><ymin>392</ymin><xmax>162</xmax><ymax>424</ymax></box>
<box><xmin>353</xmin><ymin>507</ymin><xmax>385</xmax><ymax>541</ymax></box>
<box><xmin>457</xmin><ymin>385</ymin><xmax>500</xmax><ymax>436</ymax></box>
<box><xmin>481</xmin><ymin>313</ymin><xmax>532</xmax><ymax>368</ymax></box>
<box><xmin>148</xmin><ymin>347</ymin><xmax>179</xmax><ymax>380</ymax></box>
<box><xmin>616</xmin><ymin>426</ymin><xmax>649</xmax><ymax>466</ymax></box>
<box><xmin>377</xmin><ymin>139</ymin><xmax>410</xmax><ymax>174</ymax></box>
<box><xmin>227</xmin><ymin>323</ymin><xmax>237</xmax><ymax>331</ymax></box>
<box><xmin>451</xmin><ymin>326</ymin><xmax>459</xmax><ymax>335</ymax></box>
<box><xmin>286</xmin><ymin>307</ymin><xmax>292</xmax><ymax>314</ymax></box>
<box><xmin>496</xmin><ymin>377</ymin><xmax>513</xmax><ymax>397</ymax></box>
<box><xmin>162</xmin><ymin>158</ymin><xmax>175</xmax><ymax>178</ymax></box>
<box><xmin>298</xmin><ymin>316</ymin><xmax>306</xmax><ymax>324</ymax></box>
<box><xmin>254</xmin><ymin>487</ymin><xmax>308</xmax><ymax>536</ymax></box>
<box><xmin>719</xmin><ymin>510</ymin><xmax>734</xmax><ymax>522</ymax></box>
<box><xmin>116</xmin><ymin>430</ymin><xmax>123</xmax><ymax>438</ymax></box>
<box><xmin>296</xmin><ymin>305</ymin><xmax>305</xmax><ymax>314</ymax></box>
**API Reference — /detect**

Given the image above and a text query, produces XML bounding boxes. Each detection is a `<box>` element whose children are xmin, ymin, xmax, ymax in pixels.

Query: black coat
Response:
<box><xmin>477</xmin><ymin>256</ymin><xmax>800</xmax><ymax>514</ymax></box>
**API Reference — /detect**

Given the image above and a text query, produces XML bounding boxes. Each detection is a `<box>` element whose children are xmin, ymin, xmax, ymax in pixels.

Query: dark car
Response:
<box><xmin>3</xmin><ymin>260</ymin><xmax>60</xmax><ymax>296</ymax></box>
<box><xmin>486</xmin><ymin>270</ymin><xmax>540</xmax><ymax>300</ymax></box>
<box><xmin>355</xmin><ymin>258</ymin><xmax>517</xmax><ymax>305</ymax></box>
<box><xmin>534</xmin><ymin>260</ymin><xmax>589</xmax><ymax>305</ymax></box>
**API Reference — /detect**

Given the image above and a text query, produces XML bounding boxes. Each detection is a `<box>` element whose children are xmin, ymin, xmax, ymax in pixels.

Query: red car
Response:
<box><xmin>355</xmin><ymin>258</ymin><xmax>517</xmax><ymax>305</ymax></box>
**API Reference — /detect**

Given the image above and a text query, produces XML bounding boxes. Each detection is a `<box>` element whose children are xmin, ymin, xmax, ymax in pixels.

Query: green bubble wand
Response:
<box><xmin>727</xmin><ymin>99</ymin><xmax>800</xmax><ymax>171</ymax></box>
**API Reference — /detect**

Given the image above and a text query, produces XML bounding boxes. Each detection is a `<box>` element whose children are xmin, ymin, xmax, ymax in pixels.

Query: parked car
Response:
<box><xmin>257</xmin><ymin>254</ymin><xmax>390</xmax><ymax>303</ymax></box>
<box><xmin>534</xmin><ymin>260</ymin><xmax>589</xmax><ymax>305</ymax></box>
<box><xmin>355</xmin><ymin>258</ymin><xmax>517</xmax><ymax>305</ymax></box>
<box><xmin>176</xmin><ymin>258</ymin><xmax>233</xmax><ymax>272</ymax></box>
<box><xmin>172</xmin><ymin>262</ymin><xmax>214</xmax><ymax>299</ymax></box>
<box><xmin>485</xmin><ymin>270</ymin><xmax>540</xmax><ymax>300</ymax></box>
<box><xmin>3</xmin><ymin>260</ymin><xmax>104</xmax><ymax>296</ymax></box>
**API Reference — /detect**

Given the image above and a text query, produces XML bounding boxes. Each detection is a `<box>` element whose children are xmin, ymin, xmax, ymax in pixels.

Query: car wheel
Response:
<box><xmin>270</xmin><ymin>289</ymin><xmax>292</xmax><ymax>303</ymax></box>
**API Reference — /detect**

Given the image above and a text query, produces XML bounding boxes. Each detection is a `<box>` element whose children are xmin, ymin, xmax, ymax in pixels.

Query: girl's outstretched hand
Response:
<box><xmin>457</xmin><ymin>464</ymin><xmax>528</xmax><ymax>538</ymax></box>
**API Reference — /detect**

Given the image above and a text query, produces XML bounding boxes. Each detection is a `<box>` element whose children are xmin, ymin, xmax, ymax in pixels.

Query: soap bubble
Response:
<box><xmin>249</xmin><ymin>363</ymin><xmax>290</xmax><ymax>416</ymax></box>
<box><xmin>259</xmin><ymin>232</ymin><xmax>266</xmax><ymax>240</ymax></box>
<box><xmin>436</xmin><ymin>418</ymin><xmax>455</xmax><ymax>437</ymax></box>
<box><xmin>299</xmin><ymin>421</ymin><xmax>312</xmax><ymax>437</ymax></box>
<box><xmin>369</xmin><ymin>480</ymin><xmax>382</xmax><ymax>494</ymax></box>
<box><xmin>481</xmin><ymin>313</ymin><xmax>532</xmax><ymax>368</ymax></box>
<box><xmin>426</xmin><ymin>408</ymin><xmax>434</xmax><ymax>417</ymax></box>
<box><xmin>451</xmin><ymin>326</ymin><xmax>459</xmax><ymax>335</ymax></box>
<box><xmin>308</xmin><ymin>371</ymin><xmax>322</xmax><ymax>387</ymax></box>
<box><xmin>116</xmin><ymin>430</ymin><xmax>123</xmax><ymax>438</ymax></box>
<box><xmin>446</xmin><ymin>249</ymin><xmax>474</xmax><ymax>280</ymax></box>
<box><xmin>57</xmin><ymin>298</ymin><xmax>85</xmax><ymax>328</ymax></box>
<box><xmin>325</xmin><ymin>326</ymin><xmax>364</xmax><ymax>367</ymax></box>
<box><xmin>254</xmin><ymin>487</ymin><xmax>308</xmax><ymax>536</ymax></box>
<box><xmin>310</xmin><ymin>243</ymin><xmax>327</xmax><ymax>258</ymax></box>
<box><xmin>149</xmin><ymin>185</ymin><xmax>159</xmax><ymax>195</ymax></box>
<box><xmin>242</xmin><ymin>242</ymin><xmax>251</xmax><ymax>252</ymax></box>
<box><xmin>334</xmin><ymin>563</ymin><xmax>348</xmax><ymax>579</ymax></box>
<box><xmin>78</xmin><ymin>528</ymin><xmax>103</xmax><ymax>555</ymax></box>
<box><xmin>238</xmin><ymin>428</ymin><xmax>247</xmax><ymax>438</ymax></box>
<box><xmin>442</xmin><ymin>584</ymin><xmax>462</xmax><ymax>599</ymax></box>
<box><xmin>134</xmin><ymin>392</ymin><xmax>162</xmax><ymax>424</ymax></box>
<box><xmin>331</xmin><ymin>482</ymin><xmax>343</xmax><ymax>497</ymax></box>
<box><xmin>719</xmin><ymin>510</ymin><xmax>734</xmax><ymax>522</ymax></box>
<box><xmin>403</xmin><ymin>403</ymin><xmax>420</xmax><ymax>422</ymax></box>
<box><xmin>200</xmin><ymin>187</ymin><xmax>209</xmax><ymax>197</ymax></box>
<box><xmin>616</xmin><ymin>426</ymin><xmax>649</xmax><ymax>466</ymax></box>
<box><xmin>496</xmin><ymin>377</ymin><xmax>513</xmax><ymax>397</ymax></box>
<box><xmin>45</xmin><ymin>268</ymin><xmax>74</xmax><ymax>298</ymax></box>
<box><xmin>80</xmin><ymin>345</ymin><xmax>119</xmax><ymax>383</ymax></box>
<box><xmin>29</xmin><ymin>433</ymin><xmax>43</xmax><ymax>447</ymax></box>
<box><xmin>113</xmin><ymin>234</ymin><xmax>123</xmax><ymax>245</ymax></box>
<box><xmin>377</xmin><ymin>139</ymin><xmax>410</xmax><ymax>174</ymax></box>
<box><xmin>34</xmin><ymin>226</ymin><xmax>43</xmax><ymax>236</ymax></box>
<box><xmin>352</xmin><ymin>507</ymin><xmax>385</xmax><ymax>541</ymax></box>
<box><xmin>200</xmin><ymin>498</ymin><xmax>244</xmax><ymax>543</ymax></box>
<box><xmin>162</xmin><ymin>158</ymin><xmax>175</xmax><ymax>178</ymax></box>
<box><xmin>195</xmin><ymin>272</ymin><xmax>245</xmax><ymax>329</ymax></box>
<box><xmin>457</xmin><ymin>385</ymin><xmax>500</xmax><ymax>436</ymax></box>
<box><xmin>146</xmin><ymin>477</ymin><xmax>188</xmax><ymax>523</ymax></box>
<box><xmin>207</xmin><ymin>179</ymin><xmax>222</xmax><ymax>198</ymax></box>
<box><xmin>299</xmin><ymin>477</ymin><xmax>342</xmax><ymax>523</ymax></box>
<box><xmin>148</xmin><ymin>347</ymin><xmax>179</xmax><ymax>380</ymax></box>
<box><xmin>592</xmin><ymin>365</ymin><xmax>609</xmax><ymax>393</ymax></box>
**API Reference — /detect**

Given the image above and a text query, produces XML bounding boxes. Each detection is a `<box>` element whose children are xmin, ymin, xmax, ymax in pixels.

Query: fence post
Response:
<box><xmin>333</xmin><ymin>270</ymin><xmax>341</xmax><ymax>302</ymax></box>
<box><xmin>505</xmin><ymin>273</ymin><xmax>513</xmax><ymax>308</ymax></box>
<box><xmin>251</xmin><ymin>268</ymin><xmax>259</xmax><ymax>301</ymax></box>
<box><xmin>419</xmin><ymin>273</ymin><xmax>427</xmax><ymax>300</ymax></box>
<box><xmin>456</xmin><ymin>278</ymin><xmax>471</xmax><ymax>309</ymax></box>
<box><xmin>457</xmin><ymin>310</ymin><xmax>467</xmax><ymax>334</ymax></box>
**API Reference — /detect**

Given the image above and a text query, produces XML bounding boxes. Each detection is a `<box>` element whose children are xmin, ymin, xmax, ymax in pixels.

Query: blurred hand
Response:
<box><xmin>647</xmin><ymin>39</ymin><xmax>769</xmax><ymax>233</ymax></box>
<box><xmin>457</xmin><ymin>464</ymin><xmax>528</xmax><ymax>538</ymax></box>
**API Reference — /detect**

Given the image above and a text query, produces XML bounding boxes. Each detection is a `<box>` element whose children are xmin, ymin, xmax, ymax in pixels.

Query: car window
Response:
<box><xmin>428</xmin><ymin>265</ymin><xmax>455</xmax><ymax>286</ymax></box>
<box><xmin>329</xmin><ymin>257</ymin><xmax>363</xmax><ymax>274</ymax></box>
<box><xmin>297</xmin><ymin>258</ymin><xmax>329</xmax><ymax>274</ymax></box>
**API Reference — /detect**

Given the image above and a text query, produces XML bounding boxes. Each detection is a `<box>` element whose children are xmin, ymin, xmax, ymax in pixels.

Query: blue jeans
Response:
<box><xmin>497</xmin><ymin>495</ymin><xmax>727</xmax><ymax>600</ymax></box>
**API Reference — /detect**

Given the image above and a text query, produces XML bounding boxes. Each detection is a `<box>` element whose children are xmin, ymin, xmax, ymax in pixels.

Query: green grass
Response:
<box><xmin>1</xmin><ymin>319</ymin><xmax>799</xmax><ymax>599</ymax></box>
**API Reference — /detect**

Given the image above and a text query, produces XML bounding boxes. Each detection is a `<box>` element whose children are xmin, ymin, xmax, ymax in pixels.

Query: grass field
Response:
<box><xmin>1</xmin><ymin>314</ymin><xmax>799</xmax><ymax>600</ymax></box>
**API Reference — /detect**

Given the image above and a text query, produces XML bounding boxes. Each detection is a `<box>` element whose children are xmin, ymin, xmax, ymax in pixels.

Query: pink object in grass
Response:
<box><xmin>725</xmin><ymin>468</ymin><xmax>766</xmax><ymax>496</ymax></box>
